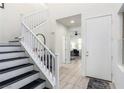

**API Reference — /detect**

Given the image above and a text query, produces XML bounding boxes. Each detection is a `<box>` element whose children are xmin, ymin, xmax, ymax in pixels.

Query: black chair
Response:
<box><xmin>71</xmin><ymin>49</ymin><xmax>79</xmax><ymax>56</ymax></box>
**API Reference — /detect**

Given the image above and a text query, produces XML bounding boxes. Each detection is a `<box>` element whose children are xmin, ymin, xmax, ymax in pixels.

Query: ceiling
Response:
<box><xmin>56</xmin><ymin>14</ymin><xmax>81</xmax><ymax>28</ymax></box>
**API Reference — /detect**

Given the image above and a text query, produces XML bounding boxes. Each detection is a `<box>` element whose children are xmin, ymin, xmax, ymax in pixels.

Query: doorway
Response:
<box><xmin>56</xmin><ymin>14</ymin><xmax>88</xmax><ymax>88</ymax></box>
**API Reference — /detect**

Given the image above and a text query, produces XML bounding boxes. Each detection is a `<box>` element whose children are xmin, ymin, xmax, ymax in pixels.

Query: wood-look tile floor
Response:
<box><xmin>59</xmin><ymin>59</ymin><xmax>89</xmax><ymax>89</ymax></box>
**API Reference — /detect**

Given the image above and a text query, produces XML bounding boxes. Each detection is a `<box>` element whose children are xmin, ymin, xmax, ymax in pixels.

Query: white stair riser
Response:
<box><xmin>0</xmin><ymin>66</ymin><xmax>33</xmax><ymax>82</ymax></box>
<box><xmin>0</xmin><ymin>52</ymin><xmax>26</xmax><ymax>59</ymax></box>
<box><xmin>0</xmin><ymin>47</ymin><xmax>22</xmax><ymax>52</ymax></box>
<box><xmin>3</xmin><ymin>73</ymin><xmax>39</xmax><ymax>89</ymax></box>
<box><xmin>34</xmin><ymin>82</ymin><xmax>46</xmax><ymax>89</ymax></box>
<box><xmin>9</xmin><ymin>42</ymin><xmax>20</xmax><ymax>45</ymax></box>
<box><xmin>0</xmin><ymin>59</ymin><xmax>29</xmax><ymax>70</ymax></box>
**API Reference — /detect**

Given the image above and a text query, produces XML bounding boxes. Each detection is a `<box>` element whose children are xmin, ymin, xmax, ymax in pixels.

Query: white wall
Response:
<box><xmin>0</xmin><ymin>3</ymin><xmax>47</xmax><ymax>43</ymax></box>
<box><xmin>55</xmin><ymin>22</ymin><xmax>67</xmax><ymax>64</ymax></box>
<box><xmin>112</xmin><ymin>11</ymin><xmax>124</xmax><ymax>89</ymax></box>
<box><xmin>48</xmin><ymin>3</ymin><xmax>124</xmax><ymax>88</ymax></box>
<box><xmin>32</xmin><ymin>19</ymin><xmax>53</xmax><ymax>50</ymax></box>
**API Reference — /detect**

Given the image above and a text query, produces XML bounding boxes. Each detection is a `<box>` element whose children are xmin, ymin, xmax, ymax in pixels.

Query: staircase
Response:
<box><xmin>0</xmin><ymin>41</ymin><xmax>49</xmax><ymax>89</ymax></box>
<box><xmin>0</xmin><ymin>9</ymin><xmax>59</xmax><ymax>89</ymax></box>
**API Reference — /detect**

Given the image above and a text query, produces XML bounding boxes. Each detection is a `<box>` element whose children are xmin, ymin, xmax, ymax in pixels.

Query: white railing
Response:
<box><xmin>20</xmin><ymin>10</ymin><xmax>59</xmax><ymax>88</ymax></box>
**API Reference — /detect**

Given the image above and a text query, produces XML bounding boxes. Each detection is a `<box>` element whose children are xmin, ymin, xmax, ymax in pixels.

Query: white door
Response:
<box><xmin>86</xmin><ymin>15</ymin><xmax>112</xmax><ymax>81</ymax></box>
<box><xmin>65</xmin><ymin>34</ymin><xmax>71</xmax><ymax>64</ymax></box>
<box><xmin>62</xmin><ymin>36</ymin><xmax>66</xmax><ymax>63</ymax></box>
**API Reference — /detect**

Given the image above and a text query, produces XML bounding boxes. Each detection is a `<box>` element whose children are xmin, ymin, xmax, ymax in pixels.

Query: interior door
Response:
<box><xmin>64</xmin><ymin>33</ymin><xmax>71</xmax><ymax>64</ymax></box>
<box><xmin>86</xmin><ymin>15</ymin><xmax>112</xmax><ymax>81</ymax></box>
<box><xmin>62</xmin><ymin>36</ymin><xmax>66</xmax><ymax>64</ymax></box>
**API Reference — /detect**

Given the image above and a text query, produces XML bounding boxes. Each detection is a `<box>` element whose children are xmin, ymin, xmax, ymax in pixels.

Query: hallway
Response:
<box><xmin>59</xmin><ymin>59</ymin><xmax>89</xmax><ymax>89</ymax></box>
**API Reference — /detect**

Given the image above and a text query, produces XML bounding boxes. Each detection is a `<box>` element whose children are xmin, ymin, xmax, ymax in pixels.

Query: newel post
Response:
<box><xmin>55</xmin><ymin>53</ymin><xmax>59</xmax><ymax>89</ymax></box>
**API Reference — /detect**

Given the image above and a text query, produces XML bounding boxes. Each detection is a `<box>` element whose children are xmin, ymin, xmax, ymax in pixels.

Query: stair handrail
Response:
<box><xmin>20</xmin><ymin>10</ymin><xmax>59</xmax><ymax>88</ymax></box>
<box><xmin>22</xmin><ymin>21</ymin><xmax>55</xmax><ymax>58</ymax></box>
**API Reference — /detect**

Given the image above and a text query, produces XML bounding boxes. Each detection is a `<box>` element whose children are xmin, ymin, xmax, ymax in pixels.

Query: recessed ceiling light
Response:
<box><xmin>70</xmin><ymin>20</ymin><xmax>75</xmax><ymax>24</ymax></box>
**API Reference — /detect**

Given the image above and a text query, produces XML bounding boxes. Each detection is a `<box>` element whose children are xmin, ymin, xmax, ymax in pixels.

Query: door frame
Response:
<box><xmin>84</xmin><ymin>14</ymin><xmax>113</xmax><ymax>81</ymax></box>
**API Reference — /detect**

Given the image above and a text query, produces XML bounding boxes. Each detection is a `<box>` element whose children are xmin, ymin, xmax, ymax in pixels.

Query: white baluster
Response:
<box><xmin>23</xmin><ymin>28</ymin><xmax>25</xmax><ymax>44</ymax></box>
<box><xmin>55</xmin><ymin>54</ymin><xmax>59</xmax><ymax>88</ymax></box>
<box><xmin>31</xmin><ymin>33</ymin><xmax>33</xmax><ymax>53</ymax></box>
<box><xmin>39</xmin><ymin>45</ymin><xmax>42</xmax><ymax>66</ymax></box>
<box><xmin>27</xmin><ymin>31</ymin><xmax>30</xmax><ymax>46</ymax></box>
<box><xmin>48</xmin><ymin>53</ymin><xmax>51</xmax><ymax>75</ymax></box>
<box><xmin>32</xmin><ymin>15</ymin><xmax>34</xmax><ymax>29</ymax></box>
<box><xmin>45</xmin><ymin>50</ymin><xmax>48</xmax><ymax>71</ymax></box>
<box><xmin>35</xmin><ymin>38</ymin><xmax>38</xmax><ymax>60</ymax></box>
<box><xmin>42</xmin><ymin>46</ymin><xmax>44</xmax><ymax>67</ymax></box>
<box><xmin>33</xmin><ymin>36</ymin><xmax>35</xmax><ymax>56</ymax></box>
<box><xmin>52</xmin><ymin>56</ymin><xmax>54</xmax><ymax>78</ymax></box>
<box><xmin>37</xmin><ymin>40</ymin><xmax>40</xmax><ymax>61</ymax></box>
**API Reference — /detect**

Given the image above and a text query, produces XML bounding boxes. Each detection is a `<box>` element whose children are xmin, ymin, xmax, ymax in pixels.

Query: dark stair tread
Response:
<box><xmin>0</xmin><ymin>63</ymin><xmax>33</xmax><ymax>74</ymax></box>
<box><xmin>0</xmin><ymin>70</ymin><xmax>39</xmax><ymax>89</ymax></box>
<box><xmin>0</xmin><ymin>50</ymin><xmax>25</xmax><ymax>54</ymax></box>
<box><xmin>0</xmin><ymin>45</ymin><xmax>21</xmax><ymax>47</ymax></box>
<box><xmin>0</xmin><ymin>56</ymin><xmax>29</xmax><ymax>63</ymax></box>
<box><xmin>20</xmin><ymin>78</ymin><xmax>45</xmax><ymax>89</ymax></box>
<box><xmin>43</xmin><ymin>87</ymin><xmax>49</xmax><ymax>89</ymax></box>
<box><xmin>9</xmin><ymin>40</ymin><xmax>19</xmax><ymax>42</ymax></box>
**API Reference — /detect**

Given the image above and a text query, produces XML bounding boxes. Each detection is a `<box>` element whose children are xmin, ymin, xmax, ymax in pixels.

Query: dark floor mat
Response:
<box><xmin>87</xmin><ymin>78</ymin><xmax>110</xmax><ymax>89</ymax></box>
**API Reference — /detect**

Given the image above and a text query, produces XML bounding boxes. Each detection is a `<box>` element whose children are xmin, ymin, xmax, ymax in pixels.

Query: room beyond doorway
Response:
<box><xmin>56</xmin><ymin>14</ymin><xmax>82</xmax><ymax>64</ymax></box>
<box><xmin>56</xmin><ymin>14</ymin><xmax>83</xmax><ymax>88</ymax></box>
